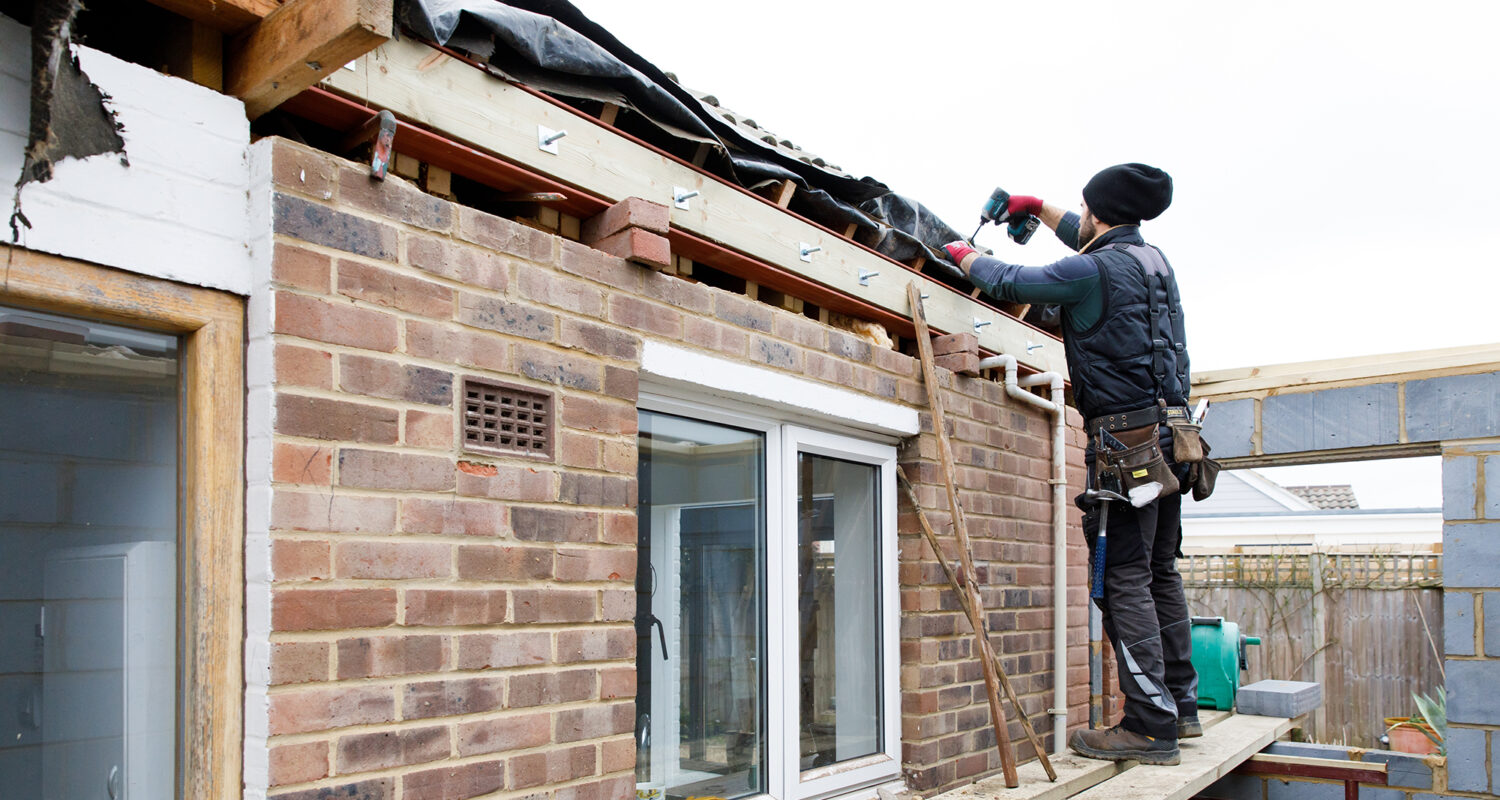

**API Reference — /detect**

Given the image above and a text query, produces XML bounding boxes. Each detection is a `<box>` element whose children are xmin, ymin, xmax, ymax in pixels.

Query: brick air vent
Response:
<box><xmin>462</xmin><ymin>378</ymin><xmax>554</xmax><ymax>459</ymax></box>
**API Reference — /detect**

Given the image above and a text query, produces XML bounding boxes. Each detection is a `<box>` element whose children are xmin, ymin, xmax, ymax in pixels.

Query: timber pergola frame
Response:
<box><xmin>144</xmin><ymin>0</ymin><xmax>393</xmax><ymax>118</ymax></box>
<box><xmin>0</xmin><ymin>245</ymin><xmax>246</xmax><ymax>800</ymax></box>
<box><xmin>1192</xmin><ymin>343</ymin><xmax>1500</xmax><ymax>468</ymax></box>
<box><xmin>303</xmin><ymin>35</ymin><xmax>1069</xmax><ymax>377</ymax></box>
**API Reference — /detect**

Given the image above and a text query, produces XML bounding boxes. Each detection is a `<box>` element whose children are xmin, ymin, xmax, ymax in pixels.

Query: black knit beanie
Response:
<box><xmin>1082</xmin><ymin>163</ymin><xmax>1173</xmax><ymax>226</ymax></box>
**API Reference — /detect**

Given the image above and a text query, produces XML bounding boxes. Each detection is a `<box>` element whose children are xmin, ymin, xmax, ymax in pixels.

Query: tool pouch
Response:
<box><xmin>1188</xmin><ymin>439</ymin><xmax>1222</xmax><ymax>501</ymax></box>
<box><xmin>1098</xmin><ymin>424</ymin><xmax>1179</xmax><ymax>507</ymax></box>
<box><xmin>1166</xmin><ymin>419</ymin><xmax>1205</xmax><ymax>464</ymax></box>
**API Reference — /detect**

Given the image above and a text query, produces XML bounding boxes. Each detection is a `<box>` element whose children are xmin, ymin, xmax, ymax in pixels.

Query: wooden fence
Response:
<box><xmin>1180</xmin><ymin>551</ymin><xmax>1444</xmax><ymax>748</ymax></box>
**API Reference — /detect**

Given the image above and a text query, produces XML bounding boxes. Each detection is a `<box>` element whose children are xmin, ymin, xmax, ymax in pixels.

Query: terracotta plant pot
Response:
<box><xmin>1384</xmin><ymin>717</ymin><xmax>1440</xmax><ymax>754</ymax></box>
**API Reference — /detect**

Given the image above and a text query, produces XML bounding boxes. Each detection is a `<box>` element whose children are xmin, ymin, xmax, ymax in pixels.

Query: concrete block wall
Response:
<box><xmin>1440</xmin><ymin>438</ymin><xmax>1500</xmax><ymax>799</ymax></box>
<box><xmin>0</xmin><ymin>13</ymin><xmax>252</xmax><ymax>296</ymax></box>
<box><xmin>246</xmin><ymin>138</ymin><xmax>1085</xmax><ymax>800</ymax></box>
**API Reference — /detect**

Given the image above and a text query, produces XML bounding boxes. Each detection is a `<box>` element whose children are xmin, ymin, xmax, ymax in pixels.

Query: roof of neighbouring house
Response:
<box><xmin>1284</xmin><ymin>485</ymin><xmax>1360</xmax><ymax>510</ymax></box>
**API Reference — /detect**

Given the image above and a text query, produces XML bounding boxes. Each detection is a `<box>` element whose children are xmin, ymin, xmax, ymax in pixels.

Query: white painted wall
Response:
<box><xmin>0</xmin><ymin>14</ymin><xmax>252</xmax><ymax>295</ymax></box>
<box><xmin>242</xmin><ymin>137</ymin><xmax>276</xmax><ymax>800</ymax></box>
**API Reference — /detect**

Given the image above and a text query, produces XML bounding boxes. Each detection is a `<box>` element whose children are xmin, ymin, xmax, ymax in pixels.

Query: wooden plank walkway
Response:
<box><xmin>927</xmin><ymin>711</ymin><xmax>1296</xmax><ymax>800</ymax></box>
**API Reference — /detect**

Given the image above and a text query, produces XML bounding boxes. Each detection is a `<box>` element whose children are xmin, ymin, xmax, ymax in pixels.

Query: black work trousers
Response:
<box><xmin>1084</xmin><ymin>476</ymin><xmax>1199</xmax><ymax>740</ymax></box>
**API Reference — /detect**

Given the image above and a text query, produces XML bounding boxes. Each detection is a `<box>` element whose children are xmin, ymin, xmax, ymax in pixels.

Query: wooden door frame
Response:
<box><xmin>2</xmin><ymin>244</ymin><xmax>245</xmax><ymax>800</ymax></box>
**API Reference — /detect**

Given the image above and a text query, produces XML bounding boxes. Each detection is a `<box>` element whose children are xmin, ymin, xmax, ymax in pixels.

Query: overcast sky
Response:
<box><xmin>571</xmin><ymin>0</ymin><xmax>1497</xmax><ymax>507</ymax></box>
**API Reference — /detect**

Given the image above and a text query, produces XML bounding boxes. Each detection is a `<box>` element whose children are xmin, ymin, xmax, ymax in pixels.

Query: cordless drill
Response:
<box><xmin>970</xmin><ymin>187</ymin><xmax>1040</xmax><ymax>245</ymax></box>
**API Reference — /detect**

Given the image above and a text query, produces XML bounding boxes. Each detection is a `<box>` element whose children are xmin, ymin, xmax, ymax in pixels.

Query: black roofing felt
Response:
<box><xmin>397</xmin><ymin>0</ymin><xmax>975</xmax><ymax>290</ymax></box>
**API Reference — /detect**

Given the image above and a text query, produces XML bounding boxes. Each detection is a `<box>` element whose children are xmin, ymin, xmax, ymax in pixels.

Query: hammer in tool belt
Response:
<box><xmin>1086</xmin><ymin>430</ymin><xmax>1130</xmax><ymax>600</ymax></box>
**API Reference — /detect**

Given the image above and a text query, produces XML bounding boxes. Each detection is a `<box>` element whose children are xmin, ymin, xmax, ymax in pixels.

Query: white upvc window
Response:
<box><xmin>634</xmin><ymin>389</ymin><xmax>902</xmax><ymax>800</ymax></box>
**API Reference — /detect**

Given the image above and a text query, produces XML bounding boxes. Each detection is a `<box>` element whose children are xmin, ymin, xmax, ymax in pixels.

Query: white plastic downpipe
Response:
<box><xmin>977</xmin><ymin>354</ymin><xmax>1068</xmax><ymax>755</ymax></box>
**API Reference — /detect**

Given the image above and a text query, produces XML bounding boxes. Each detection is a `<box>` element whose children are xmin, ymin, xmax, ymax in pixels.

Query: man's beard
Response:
<box><xmin>1079</xmin><ymin>215</ymin><xmax>1097</xmax><ymax>248</ymax></box>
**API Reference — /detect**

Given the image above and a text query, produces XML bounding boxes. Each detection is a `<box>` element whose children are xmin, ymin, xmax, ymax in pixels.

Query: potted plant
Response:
<box><xmin>1385</xmin><ymin>690</ymin><xmax>1446</xmax><ymax>755</ymax></box>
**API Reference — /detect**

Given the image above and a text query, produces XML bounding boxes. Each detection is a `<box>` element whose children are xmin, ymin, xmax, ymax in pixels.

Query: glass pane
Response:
<box><xmin>637</xmin><ymin>411</ymin><xmax>766</xmax><ymax>800</ymax></box>
<box><xmin>797</xmin><ymin>453</ymin><xmax>881</xmax><ymax>769</ymax></box>
<box><xmin>0</xmin><ymin>305</ymin><xmax>179</xmax><ymax>800</ymax></box>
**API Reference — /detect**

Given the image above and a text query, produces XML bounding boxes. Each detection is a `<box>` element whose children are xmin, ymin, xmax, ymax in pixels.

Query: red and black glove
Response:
<box><xmin>943</xmin><ymin>241</ymin><xmax>981</xmax><ymax>274</ymax></box>
<box><xmin>1007</xmin><ymin>195</ymin><xmax>1045</xmax><ymax>218</ymax></box>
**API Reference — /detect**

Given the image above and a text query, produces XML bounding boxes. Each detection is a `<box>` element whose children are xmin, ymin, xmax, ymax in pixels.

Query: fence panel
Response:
<box><xmin>1180</xmin><ymin>551</ymin><xmax>1443</xmax><ymax>748</ymax></box>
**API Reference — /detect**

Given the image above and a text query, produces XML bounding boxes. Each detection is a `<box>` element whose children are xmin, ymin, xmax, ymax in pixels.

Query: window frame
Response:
<box><xmin>639</xmin><ymin>391</ymin><xmax>901</xmax><ymax>800</ymax></box>
<box><xmin>0</xmin><ymin>245</ymin><xmax>245</xmax><ymax>800</ymax></box>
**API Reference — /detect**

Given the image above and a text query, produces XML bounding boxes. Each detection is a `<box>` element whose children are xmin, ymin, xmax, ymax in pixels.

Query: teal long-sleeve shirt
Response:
<box><xmin>966</xmin><ymin>211</ymin><xmax>1118</xmax><ymax>333</ymax></box>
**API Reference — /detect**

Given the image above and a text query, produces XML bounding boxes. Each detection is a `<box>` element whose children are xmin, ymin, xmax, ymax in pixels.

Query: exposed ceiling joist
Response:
<box><xmin>228</xmin><ymin>0</ymin><xmax>392</xmax><ymax>119</ymax></box>
<box><xmin>145</xmin><ymin>0</ymin><xmax>284</xmax><ymax>33</ymax></box>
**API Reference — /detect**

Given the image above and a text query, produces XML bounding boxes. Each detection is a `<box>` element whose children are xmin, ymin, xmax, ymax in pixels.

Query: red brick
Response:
<box><xmin>455</xmin><ymin>631</ymin><xmax>550</xmax><ymax>670</ymax></box>
<box><xmin>600</xmin><ymin>588</ymin><xmax>634</xmax><ymax>623</ymax></box>
<box><xmin>935</xmin><ymin>351</ymin><xmax>980</xmax><ymax>376</ymax></box>
<box><xmin>773</xmin><ymin>312</ymin><xmax>824</xmax><ymax>349</ymax></box>
<box><xmin>271</xmin><ymin>641</ymin><xmax>330</xmax><ymax>685</ymax></box>
<box><xmin>558</xmin><ymin>776</ymin><xmax>634</xmax><ymax>800</ymax></box>
<box><xmin>272</xmin><ymin>141</ymin><xmax>338</xmax><ymax>198</ymax></box>
<box><xmin>273</xmin><ymin>442</ymin><xmax>333</xmax><ymax>485</ymax></box>
<box><xmin>600</xmin><ymin>666</ymin><xmax>636</xmax><ymax>700</ymax></box>
<box><xmin>269</xmin><ymin>685</ymin><xmax>395</xmax><ymax>735</ymax></box>
<box><xmin>403</xmin><ymin>676</ymin><xmax>506</xmax><ymax>720</ymax></box>
<box><xmin>405</xmin><ymin>319</ymin><xmax>511</xmax><ymax>373</ymax></box>
<box><xmin>512</xmin><ymin>589</ymin><xmax>596</xmax><ymax>623</ymax></box>
<box><xmin>555</xmin><ymin>547</ymin><xmax>635</xmax><ymax>582</ymax></box>
<box><xmin>518</xmin><ymin>268</ymin><xmax>605</xmax><ymax>318</ymax></box>
<box><xmin>275</xmin><ymin>292</ymin><xmax>399</xmax><ymax>351</ymax></box>
<box><xmin>274</xmin><ymin>588</ymin><xmax>397</xmax><ymax>632</ymax></box>
<box><xmin>271</xmin><ymin>490</ymin><xmax>398</xmax><ymax>534</ymax></box>
<box><xmin>515</xmin><ymin>341</ymin><xmax>603</xmax><ymax>391</ymax></box>
<box><xmin>335</xmin><ymin>541</ymin><xmax>451</xmax><ymax>580</ymax></box>
<box><xmin>272</xmin><ymin>538</ymin><xmax>330</xmax><ymax>581</ymax></box>
<box><xmin>511</xmin><ymin>506</ymin><xmax>599</xmax><ymax>543</ymax></box>
<box><xmin>557</xmin><ymin>239</ymin><xmax>643</xmax><ymax>292</ymax></box>
<box><xmin>456</xmin><ymin>545</ymin><xmax>553</xmax><ymax>581</ymax></box>
<box><xmin>556</xmin><ymin>628</ymin><xmax>633</xmax><ymax>664</ymax></box>
<box><xmin>749</xmin><ymin>335</ymin><xmax>799</xmax><ymax>370</ymax></box>
<box><xmin>337</xmin><ymin>260</ymin><xmax>454</xmax><ymax>319</ymax></box>
<box><xmin>591</xmin><ymin>228</ymin><xmax>669</xmax><ymax>270</ymax></box>
<box><xmin>405</xmin><ymin>409</ymin><xmax>454</xmax><ymax>449</ymax></box>
<box><xmin>509</xmin><ymin>744</ymin><xmax>598</xmax><ymax>790</ymax></box>
<box><xmin>601</xmin><ymin>737</ymin><xmax>634</xmax><ymax>773</ymax></box>
<box><xmin>556</xmin><ymin>703</ymin><xmax>633</xmax><ymax>743</ymax></box>
<box><xmin>684</xmin><ymin>316</ymin><xmax>748</xmax><ymax>358</ymax></box>
<box><xmin>931</xmin><ymin>331</ymin><xmax>978</xmax><ymax>356</ymax></box>
<box><xmin>337</xmin><ymin>635</ymin><xmax>447</xmax><ymax>679</ymax></box>
<box><xmin>274</xmin><ymin>344</ymin><xmax>334</xmax><ymax>390</ymax></box>
<box><xmin>559</xmin><ymin>396</ymin><xmax>636</xmax><ymax>435</ymax></box>
<box><xmin>402</xmin><ymin>498</ymin><xmax>506</xmax><ymax>537</ymax></box>
<box><xmin>581</xmin><ymin>197</ymin><xmax>670</xmax><ymax>242</ymax></box>
<box><xmin>508</xmin><ymin>669</ymin><xmax>595</xmax><ymax>708</ymax></box>
<box><xmin>273</xmin><ymin>244</ymin><xmax>332</xmax><ymax>293</ymax></box>
<box><xmin>269</xmin><ymin>740</ymin><xmax>329</xmax><ymax>786</ymax></box>
<box><xmin>603</xmin><ymin>366</ymin><xmax>637</xmax><ymax>401</ymax></box>
<box><xmin>336</xmin><ymin>726</ymin><xmax>449</xmax><ymax>774</ymax></box>
<box><xmin>600</xmin><ymin>439</ymin><xmax>635</xmax><ymax>475</ymax></box>
<box><xmin>402</xmin><ymin>759</ymin><xmax>506</xmax><ymax>800</ymax></box>
<box><xmin>275</xmin><ymin>394</ymin><xmax>398</xmax><ymax>444</ymax></box>
<box><xmin>557</xmin><ymin>431</ymin><xmax>601</xmax><ymax>469</ymax></box>
<box><xmin>338</xmin><ymin>166</ymin><xmax>453</xmax><ymax>231</ymax></box>
<box><xmin>270</xmin><ymin>778</ymin><xmax>393</xmax><ymax>800</ymax></box>
<box><xmin>600</xmin><ymin>512</ymin><xmax>636</xmax><ymax>545</ymax></box>
<box><xmin>405</xmin><ymin>589</ymin><xmax>508</xmax><ymax>626</ymax></box>
<box><xmin>559</xmin><ymin>318</ymin><xmax>640</xmax><ymax>362</ymax></box>
<box><xmin>558</xmin><ymin>473</ymin><xmax>634</xmax><ymax>508</ymax></box>
<box><xmin>713</xmin><ymin>293</ymin><xmax>773</xmax><ymax>333</ymax></box>
<box><xmin>607</xmin><ymin>294</ymin><xmax>679</xmax><ymax>337</ymax></box>
<box><xmin>339</xmin><ymin>449</ymin><xmax>455</xmax><ymax>492</ymax></box>
<box><xmin>457</xmin><ymin>206</ymin><xmax>555</xmax><ymax>264</ymax></box>
<box><xmin>406</xmin><ymin>236</ymin><xmax>509</xmax><ymax>292</ymax></box>
<box><xmin>457</xmin><ymin>712</ymin><xmax>551</xmax><ymax>757</ymax></box>
<box><xmin>455</xmin><ymin>464</ymin><xmax>555</xmax><ymax>502</ymax></box>
<box><xmin>457</xmin><ymin>293</ymin><xmax>556</xmax><ymax>342</ymax></box>
<box><xmin>339</xmin><ymin>354</ymin><xmax>454</xmax><ymax>406</ymax></box>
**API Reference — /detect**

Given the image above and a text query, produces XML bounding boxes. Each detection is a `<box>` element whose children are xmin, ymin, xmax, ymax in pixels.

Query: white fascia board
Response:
<box><xmin>1183</xmin><ymin>511</ymin><xmax>1443</xmax><ymax>540</ymax></box>
<box><xmin>641</xmin><ymin>340</ymin><xmax>919</xmax><ymax>439</ymax></box>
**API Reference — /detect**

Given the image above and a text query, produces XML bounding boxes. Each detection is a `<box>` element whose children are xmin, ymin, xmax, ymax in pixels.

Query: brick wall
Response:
<box><xmin>250</xmin><ymin>137</ymin><xmax>1086</xmax><ymax>800</ymax></box>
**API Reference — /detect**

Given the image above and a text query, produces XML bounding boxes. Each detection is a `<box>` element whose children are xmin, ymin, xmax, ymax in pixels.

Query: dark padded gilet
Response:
<box><xmin>1062</xmin><ymin>242</ymin><xmax>1190</xmax><ymax>420</ymax></box>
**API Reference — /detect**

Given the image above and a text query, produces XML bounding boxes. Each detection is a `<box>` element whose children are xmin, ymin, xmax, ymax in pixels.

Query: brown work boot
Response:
<box><xmin>1178</xmin><ymin>716</ymin><xmax>1203</xmax><ymax>739</ymax></box>
<box><xmin>1069</xmin><ymin>724</ymin><xmax>1181</xmax><ymax>765</ymax></box>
